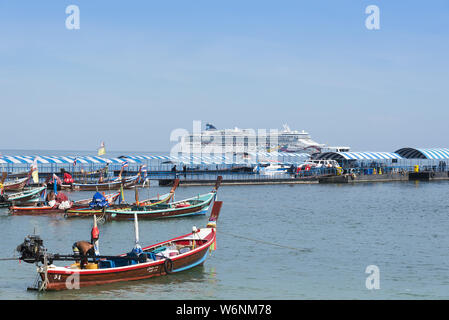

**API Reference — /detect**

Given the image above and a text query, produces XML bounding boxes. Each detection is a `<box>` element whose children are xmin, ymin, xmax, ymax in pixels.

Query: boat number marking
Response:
<box><xmin>147</xmin><ymin>266</ymin><xmax>158</xmax><ymax>273</ymax></box>
<box><xmin>53</xmin><ymin>274</ymin><xmax>62</xmax><ymax>280</ymax></box>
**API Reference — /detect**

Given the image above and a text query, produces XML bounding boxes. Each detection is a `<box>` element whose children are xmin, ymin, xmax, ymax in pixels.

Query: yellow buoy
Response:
<box><xmin>336</xmin><ymin>167</ymin><xmax>342</xmax><ymax>176</ymax></box>
<box><xmin>70</xmin><ymin>262</ymin><xmax>98</xmax><ymax>269</ymax></box>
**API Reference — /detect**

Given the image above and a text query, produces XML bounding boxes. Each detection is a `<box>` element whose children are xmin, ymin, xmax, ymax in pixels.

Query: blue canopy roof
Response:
<box><xmin>0</xmin><ymin>155</ymin><xmax>139</xmax><ymax>165</ymax></box>
<box><xmin>316</xmin><ymin>152</ymin><xmax>403</xmax><ymax>161</ymax></box>
<box><xmin>0</xmin><ymin>152</ymin><xmax>310</xmax><ymax>165</ymax></box>
<box><xmin>394</xmin><ymin>148</ymin><xmax>449</xmax><ymax>160</ymax></box>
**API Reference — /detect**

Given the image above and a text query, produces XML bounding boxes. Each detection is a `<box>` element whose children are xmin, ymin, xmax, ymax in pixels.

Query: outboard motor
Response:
<box><xmin>16</xmin><ymin>235</ymin><xmax>46</xmax><ymax>264</ymax></box>
<box><xmin>0</xmin><ymin>194</ymin><xmax>8</xmax><ymax>203</ymax></box>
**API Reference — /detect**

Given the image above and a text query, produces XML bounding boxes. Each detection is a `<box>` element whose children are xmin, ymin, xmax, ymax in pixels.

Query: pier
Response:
<box><xmin>2</xmin><ymin>149</ymin><xmax>449</xmax><ymax>187</ymax></box>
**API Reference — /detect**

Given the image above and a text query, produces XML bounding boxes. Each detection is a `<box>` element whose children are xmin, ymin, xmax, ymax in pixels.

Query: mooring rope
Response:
<box><xmin>218</xmin><ymin>231</ymin><xmax>311</xmax><ymax>252</ymax></box>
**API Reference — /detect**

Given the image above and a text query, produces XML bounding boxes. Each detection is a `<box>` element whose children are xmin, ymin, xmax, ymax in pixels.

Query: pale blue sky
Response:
<box><xmin>0</xmin><ymin>1</ymin><xmax>448</xmax><ymax>152</ymax></box>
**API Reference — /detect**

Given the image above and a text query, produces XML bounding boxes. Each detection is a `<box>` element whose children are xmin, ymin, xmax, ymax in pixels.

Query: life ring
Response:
<box><xmin>164</xmin><ymin>258</ymin><xmax>173</xmax><ymax>274</ymax></box>
<box><xmin>431</xmin><ymin>172</ymin><xmax>435</xmax><ymax>178</ymax></box>
<box><xmin>351</xmin><ymin>173</ymin><xmax>356</xmax><ymax>180</ymax></box>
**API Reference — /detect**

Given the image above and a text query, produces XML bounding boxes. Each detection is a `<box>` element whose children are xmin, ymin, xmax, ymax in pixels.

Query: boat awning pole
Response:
<box><xmin>93</xmin><ymin>215</ymin><xmax>100</xmax><ymax>256</ymax></box>
<box><xmin>133</xmin><ymin>212</ymin><xmax>142</xmax><ymax>251</ymax></box>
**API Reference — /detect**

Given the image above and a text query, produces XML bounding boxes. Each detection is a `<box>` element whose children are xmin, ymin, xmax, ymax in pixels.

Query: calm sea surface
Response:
<box><xmin>1</xmin><ymin>151</ymin><xmax>449</xmax><ymax>299</ymax></box>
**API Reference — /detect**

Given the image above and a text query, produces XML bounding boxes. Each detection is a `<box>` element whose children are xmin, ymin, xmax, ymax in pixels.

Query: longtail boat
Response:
<box><xmin>10</xmin><ymin>205</ymin><xmax>68</xmax><ymax>216</ymax></box>
<box><xmin>17</xmin><ymin>201</ymin><xmax>222</xmax><ymax>291</ymax></box>
<box><xmin>68</xmin><ymin>175</ymin><xmax>140</xmax><ymax>191</ymax></box>
<box><xmin>104</xmin><ymin>176</ymin><xmax>222</xmax><ymax>220</ymax></box>
<box><xmin>3</xmin><ymin>176</ymin><xmax>30</xmax><ymax>191</ymax></box>
<box><xmin>63</xmin><ymin>165</ymin><xmax>143</xmax><ymax>191</ymax></box>
<box><xmin>138</xmin><ymin>179</ymin><xmax>179</xmax><ymax>206</ymax></box>
<box><xmin>0</xmin><ymin>186</ymin><xmax>46</xmax><ymax>208</ymax></box>
<box><xmin>64</xmin><ymin>179</ymin><xmax>180</xmax><ymax>218</ymax></box>
<box><xmin>71</xmin><ymin>192</ymin><xmax>121</xmax><ymax>206</ymax></box>
<box><xmin>9</xmin><ymin>191</ymin><xmax>121</xmax><ymax>216</ymax></box>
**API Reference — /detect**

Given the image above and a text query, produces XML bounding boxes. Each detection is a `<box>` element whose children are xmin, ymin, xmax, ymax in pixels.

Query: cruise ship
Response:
<box><xmin>177</xmin><ymin>123</ymin><xmax>350</xmax><ymax>155</ymax></box>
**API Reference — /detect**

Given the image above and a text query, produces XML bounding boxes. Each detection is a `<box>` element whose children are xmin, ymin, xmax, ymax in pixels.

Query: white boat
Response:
<box><xmin>253</xmin><ymin>162</ymin><xmax>292</xmax><ymax>175</ymax></box>
<box><xmin>178</xmin><ymin>123</ymin><xmax>350</xmax><ymax>156</ymax></box>
<box><xmin>296</xmin><ymin>159</ymin><xmax>340</xmax><ymax>171</ymax></box>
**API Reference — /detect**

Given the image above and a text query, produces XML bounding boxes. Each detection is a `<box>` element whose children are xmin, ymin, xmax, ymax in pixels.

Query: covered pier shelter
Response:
<box><xmin>315</xmin><ymin>148</ymin><xmax>449</xmax><ymax>174</ymax></box>
<box><xmin>0</xmin><ymin>152</ymin><xmax>310</xmax><ymax>175</ymax></box>
<box><xmin>394</xmin><ymin>148</ymin><xmax>449</xmax><ymax>160</ymax></box>
<box><xmin>314</xmin><ymin>151</ymin><xmax>403</xmax><ymax>161</ymax></box>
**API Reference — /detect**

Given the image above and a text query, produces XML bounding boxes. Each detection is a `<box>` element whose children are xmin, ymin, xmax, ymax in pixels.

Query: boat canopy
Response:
<box><xmin>394</xmin><ymin>148</ymin><xmax>449</xmax><ymax>160</ymax></box>
<box><xmin>315</xmin><ymin>152</ymin><xmax>403</xmax><ymax>161</ymax></box>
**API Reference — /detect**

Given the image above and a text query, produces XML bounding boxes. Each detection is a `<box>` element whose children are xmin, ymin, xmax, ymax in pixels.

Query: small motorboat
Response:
<box><xmin>16</xmin><ymin>200</ymin><xmax>223</xmax><ymax>291</ymax></box>
<box><xmin>0</xmin><ymin>186</ymin><xmax>46</xmax><ymax>208</ymax></box>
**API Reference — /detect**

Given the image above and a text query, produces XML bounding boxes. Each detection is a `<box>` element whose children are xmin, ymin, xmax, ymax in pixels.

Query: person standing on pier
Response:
<box><xmin>61</xmin><ymin>169</ymin><xmax>74</xmax><ymax>185</ymax></box>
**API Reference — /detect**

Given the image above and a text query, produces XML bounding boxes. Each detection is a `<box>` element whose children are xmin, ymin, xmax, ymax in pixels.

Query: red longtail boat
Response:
<box><xmin>9</xmin><ymin>191</ymin><xmax>121</xmax><ymax>216</ymax></box>
<box><xmin>17</xmin><ymin>201</ymin><xmax>222</xmax><ymax>291</ymax></box>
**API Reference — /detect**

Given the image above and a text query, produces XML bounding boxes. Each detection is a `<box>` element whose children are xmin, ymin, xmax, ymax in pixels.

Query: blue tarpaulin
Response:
<box><xmin>89</xmin><ymin>192</ymin><xmax>109</xmax><ymax>209</ymax></box>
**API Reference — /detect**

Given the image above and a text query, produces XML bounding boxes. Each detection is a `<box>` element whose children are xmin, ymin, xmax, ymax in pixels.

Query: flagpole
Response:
<box><xmin>133</xmin><ymin>212</ymin><xmax>142</xmax><ymax>254</ymax></box>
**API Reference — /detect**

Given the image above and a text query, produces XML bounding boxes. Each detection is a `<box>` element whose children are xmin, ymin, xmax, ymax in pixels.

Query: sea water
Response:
<box><xmin>1</xmin><ymin>162</ymin><xmax>449</xmax><ymax>299</ymax></box>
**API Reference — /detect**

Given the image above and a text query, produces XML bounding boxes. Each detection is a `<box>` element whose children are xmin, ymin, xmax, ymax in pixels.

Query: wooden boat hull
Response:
<box><xmin>3</xmin><ymin>177</ymin><xmax>29</xmax><ymax>191</ymax></box>
<box><xmin>0</xmin><ymin>186</ymin><xmax>46</xmax><ymax>208</ymax></box>
<box><xmin>67</xmin><ymin>176</ymin><xmax>139</xmax><ymax>191</ymax></box>
<box><xmin>64</xmin><ymin>193</ymin><xmax>173</xmax><ymax>218</ymax></box>
<box><xmin>72</xmin><ymin>192</ymin><xmax>121</xmax><ymax>206</ymax></box>
<box><xmin>39</xmin><ymin>227</ymin><xmax>217</xmax><ymax>290</ymax></box>
<box><xmin>9</xmin><ymin>191</ymin><xmax>120</xmax><ymax>215</ymax></box>
<box><xmin>10</xmin><ymin>206</ymin><xmax>67</xmax><ymax>216</ymax></box>
<box><xmin>106</xmin><ymin>193</ymin><xmax>216</xmax><ymax>220</ymax></box>
<box><xmin>63</xmin><ymin>204</ymin><xmax>130</xmax><ymax>218</ymax></box>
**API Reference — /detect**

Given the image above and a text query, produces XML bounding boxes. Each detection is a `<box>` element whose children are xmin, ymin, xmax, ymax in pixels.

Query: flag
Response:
<box><xmin>120</xmin><ymin>184</ymin><xmax>125</xmax><ymax>203</ymax></box>
<box><xmin>98</xmin><ymin>142</ymin><xmax>106</xmax><ymax>156</ymax></box>
<box><xmin>31</xmin><ymin>158</ymin><xmax>39</xmax><ymax>183</ymax></box>
<box><xmin>73</xmin><ymin>157</ymin><xmax>77</xmax><ymax>166</ymax></box>
<box><xmin>121</xmin><ymin>161</ymin><xmax>129</xmax><ymax>168</ymax></box>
